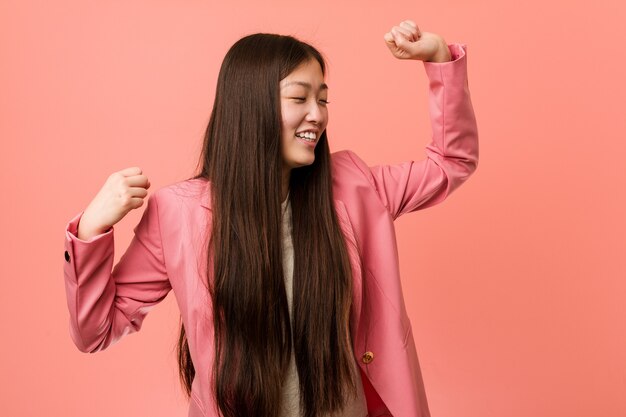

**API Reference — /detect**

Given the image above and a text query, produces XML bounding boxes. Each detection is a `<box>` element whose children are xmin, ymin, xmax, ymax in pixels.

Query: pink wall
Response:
<box><xmin>1</xmin><ymin>0</ymin><xmax>625</xmax><ymax>416</ymax></box>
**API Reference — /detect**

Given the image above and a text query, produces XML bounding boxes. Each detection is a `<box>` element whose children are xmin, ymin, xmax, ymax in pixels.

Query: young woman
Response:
<box><xmin>63</xmin><ymin>20</ymin><xmax>478</xmax><ymax>417</ymax></box>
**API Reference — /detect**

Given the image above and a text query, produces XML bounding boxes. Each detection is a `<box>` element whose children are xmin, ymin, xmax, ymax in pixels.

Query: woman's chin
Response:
<box><xmin>287</xmin><ymin>155</ymin><xmax>315</xmax><ymax>169</ymax></box>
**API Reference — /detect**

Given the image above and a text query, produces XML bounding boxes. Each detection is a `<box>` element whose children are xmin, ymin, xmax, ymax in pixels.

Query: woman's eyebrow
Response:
<box><xmin>281</xmin><ymin>81</ymin><xmax>328</xmax><ymax>90</ymax></box>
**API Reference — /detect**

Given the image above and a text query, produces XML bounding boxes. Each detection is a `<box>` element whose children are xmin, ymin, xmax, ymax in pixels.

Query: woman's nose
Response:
<box><xmin>305</xmin><ymin>101</ymin><xmax>325</xmax><ymax>123</ymax></box>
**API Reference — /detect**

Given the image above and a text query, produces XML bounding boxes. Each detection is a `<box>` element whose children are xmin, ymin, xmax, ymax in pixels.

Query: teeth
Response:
<box><xmin>295</xmin><ymin>131</ymin><xmax>317</xmax><ymax>141</ymax></box>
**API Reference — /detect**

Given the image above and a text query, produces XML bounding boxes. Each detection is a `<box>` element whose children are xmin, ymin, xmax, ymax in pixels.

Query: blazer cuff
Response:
<box><xmin>65</xmin><ymin>211</ymin><xmax>113</xmax><ymax>243</ymax></box>
<box><xmin>422</xmin><ymin>43</ymin><xmax>467</xmax><ymax>75</ymax></box>
<box><xmin>64</xmin><ymin>212</ymin><xmax>114</xmax><ymax>283</ymax></box>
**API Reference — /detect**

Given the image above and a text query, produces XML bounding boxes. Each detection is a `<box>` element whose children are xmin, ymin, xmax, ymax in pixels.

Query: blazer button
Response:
<box><xmin>64</xmin><ymin>250</ymin><xmax>70</xmax><ymax>263</ymax></box>
<box><xmin>361</xmin><ymin>351</ymin><xmax>374</xmax><ymax>364</ymax></box>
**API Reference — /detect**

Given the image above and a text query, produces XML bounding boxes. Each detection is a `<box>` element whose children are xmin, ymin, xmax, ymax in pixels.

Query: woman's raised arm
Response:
<box><xmin>352</xmin><ymin>21</ymin><xmax>478</xmax><ymax>219</ymax></box>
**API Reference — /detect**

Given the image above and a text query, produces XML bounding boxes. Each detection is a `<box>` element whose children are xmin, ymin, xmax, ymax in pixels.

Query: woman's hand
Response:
<box><xmin>384</xmin><ymin>20</ymin><xmax>451</xmax><ymax>63</ymax></box>
<box><xmin>77</xmin><ymin>167</ymin><xmax>151</xmax><ymax>240</ymax></box>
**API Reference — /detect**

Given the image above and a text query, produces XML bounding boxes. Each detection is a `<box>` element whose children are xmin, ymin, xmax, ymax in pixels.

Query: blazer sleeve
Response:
<box><xmin>62</xmin><ymin>192</ymin><xmax>171</xmax><ymax>353</ymax></box>
<box><xmin>359</xmin><ymin>43</ymin><xmax>479</xmax><ymax>220</ymax></box>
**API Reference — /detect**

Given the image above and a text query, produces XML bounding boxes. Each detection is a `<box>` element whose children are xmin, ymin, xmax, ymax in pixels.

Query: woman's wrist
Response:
<box><xmin>426</xmin><ymin>38</ymin><xmax>452</xmax><ymax>63</ymax></box>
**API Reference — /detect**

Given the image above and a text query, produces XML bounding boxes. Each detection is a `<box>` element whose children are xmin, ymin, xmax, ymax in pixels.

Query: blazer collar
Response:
<box><xmin>199</xmin><ymin>181</ymin><xmax>349</xmax><ymax>221</ymax></box>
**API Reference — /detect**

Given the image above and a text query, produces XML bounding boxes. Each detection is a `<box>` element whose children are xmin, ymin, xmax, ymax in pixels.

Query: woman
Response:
<box><xmin>63</xmin><ymin>20</ymin><xmax>478</xmax><ymax>417</ymax></box>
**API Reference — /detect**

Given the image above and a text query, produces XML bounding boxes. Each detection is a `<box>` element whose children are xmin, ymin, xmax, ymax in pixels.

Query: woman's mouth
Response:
<box><xmin>295</xmin><ymin>131</ymin><xmax>317</xmax><ymax>147</ymax></box>
<box><xmin>295</xmin><ymin>131</ymin><xmax>317</xmax><ymax>141</ymax></box>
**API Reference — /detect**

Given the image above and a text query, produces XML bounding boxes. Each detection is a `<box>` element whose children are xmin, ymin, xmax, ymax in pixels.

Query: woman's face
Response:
<box><xmin>279</xmin><ymin>58</ymin><xmax>329</xmax><ymax>173</ymax></box>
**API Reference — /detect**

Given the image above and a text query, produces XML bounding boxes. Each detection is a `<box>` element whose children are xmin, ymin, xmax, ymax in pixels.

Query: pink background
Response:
<box><xmin>1</xmin><ymin>0</ymin><xmax>625</xmax><ymax>416</ymax></box>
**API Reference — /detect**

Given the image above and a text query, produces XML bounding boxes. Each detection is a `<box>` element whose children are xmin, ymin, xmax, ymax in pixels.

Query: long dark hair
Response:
<box><xmin>177</xmin><ymin>33</ymin><xmax>357</xmax><ymax>417</ymax></box>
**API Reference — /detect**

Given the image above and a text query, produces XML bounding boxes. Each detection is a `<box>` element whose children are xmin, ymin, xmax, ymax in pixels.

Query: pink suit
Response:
<box><xmin>63</xmin><ymin>43</ymin><xmax>478</xmax><ymax>417</ymax></box>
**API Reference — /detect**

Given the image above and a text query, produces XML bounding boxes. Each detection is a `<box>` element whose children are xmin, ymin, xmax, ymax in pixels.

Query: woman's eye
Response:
<box><xmin>291</xmin><ymin>97</ymin><xmax>330</xmax><ymax>105</ymax></box>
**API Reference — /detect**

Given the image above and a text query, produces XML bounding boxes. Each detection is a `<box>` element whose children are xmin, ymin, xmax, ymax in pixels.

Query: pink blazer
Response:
<box><xmin>63</xmin><ymin>43</ymin><xmax>477</xmax><ymax>417</ymax></box>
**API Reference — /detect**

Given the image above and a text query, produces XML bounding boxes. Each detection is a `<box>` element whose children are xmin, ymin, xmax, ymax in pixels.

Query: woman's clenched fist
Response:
<box><xmin>383</xmin><ymin>20</ymin><xmax>451</xmax><ymax>63</ymax></box>
<box><xmin>77</xmin><ymin>167</ymin><xmax>151</xmax><ymax>240</ymax></box>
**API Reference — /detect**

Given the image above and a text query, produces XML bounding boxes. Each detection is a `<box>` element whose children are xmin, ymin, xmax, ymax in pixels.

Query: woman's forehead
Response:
<box><xmin>280</xmin><ymin>60</ymin><xmax>326</xmax><ymax>89</ymax></box>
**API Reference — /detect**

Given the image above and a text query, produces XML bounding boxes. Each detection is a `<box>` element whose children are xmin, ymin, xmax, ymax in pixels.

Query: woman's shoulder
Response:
<box><xmin>151</xmin><ymin>177</ymin><xmax>210</xmax><ymax>207</ymax></box>
<box><xmin>331</xmin><ymin>149</ymin><xmax>374</xmax><ymax>185</ymax></box>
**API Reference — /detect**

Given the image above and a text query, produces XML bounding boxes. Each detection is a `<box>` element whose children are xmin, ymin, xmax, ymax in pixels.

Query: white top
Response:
<box><xmin>279</xmin><ymin>194</ymin><xmax>368</xmax><ymax>417</ymax></box>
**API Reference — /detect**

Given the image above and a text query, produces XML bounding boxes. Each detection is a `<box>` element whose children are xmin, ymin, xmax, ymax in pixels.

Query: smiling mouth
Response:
<box><xmin>295</xmin><ymin>131</ymin><xmax>317</xmax><ymax>142</ymax></box>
